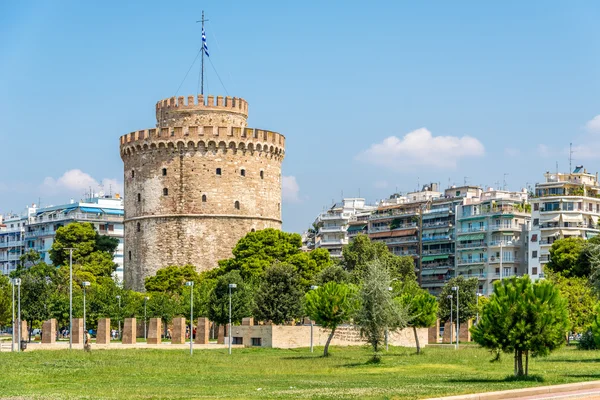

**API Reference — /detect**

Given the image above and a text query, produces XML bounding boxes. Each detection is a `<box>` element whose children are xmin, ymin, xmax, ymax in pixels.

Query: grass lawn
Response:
<box><xmin>0</xmin><ymin>345</ymin><xmax>599</xmax><ymax>399</ymax></box>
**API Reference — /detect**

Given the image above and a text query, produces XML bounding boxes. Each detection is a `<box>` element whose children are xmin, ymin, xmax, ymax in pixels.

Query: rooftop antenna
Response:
<box><xmin>196</xmin><ymin>11</ymin><xmax>209</xmax><ymax>95</ymax></box>
<box><xmin>569</xmin><ymin>142</ymin><xmax>573</xmax><ymax>173</ymax></box>
<box><xmin>556</xmin><ymin>161</ymin><xmax>559</xmax><ymax>175</ymax></box>
<box><xmin>503</xmin><ymin>173</ymin><xmax>509</xmax><ymax>191</ymax></box>
<box><xmin>464</xmin><ymin>176</ymin><xmax>469</xmax><ymax>186</ymax></box>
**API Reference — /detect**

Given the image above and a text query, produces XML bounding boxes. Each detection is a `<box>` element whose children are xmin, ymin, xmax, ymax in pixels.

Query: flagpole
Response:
<box><xmin>201</xmin><ymin>10</ymin><xmax>204</xmax><ymax>95</ymax></box>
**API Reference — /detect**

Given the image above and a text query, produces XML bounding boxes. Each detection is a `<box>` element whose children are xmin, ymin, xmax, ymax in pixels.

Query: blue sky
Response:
<box><xmin>1</xmin><ymin>1</ymin><xmax>599</xmax><ymax>233</ymax></box>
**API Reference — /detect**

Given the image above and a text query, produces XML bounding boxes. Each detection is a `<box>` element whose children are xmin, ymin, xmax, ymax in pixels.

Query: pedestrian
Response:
<box><xmin>84</xmin><ymin>331</ymin><xmax>92</xmax><ymax>352</ymax></box>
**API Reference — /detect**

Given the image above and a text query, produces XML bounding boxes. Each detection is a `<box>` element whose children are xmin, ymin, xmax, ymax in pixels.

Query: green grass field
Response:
<box><xmin>0</xmin><ymin>345</ymin><xmax>599</xmax><ymax>399</ymax></box>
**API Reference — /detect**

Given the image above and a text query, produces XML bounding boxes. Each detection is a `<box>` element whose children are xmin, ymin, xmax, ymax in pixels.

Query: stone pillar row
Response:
<box><xmin>38</xmin><ymin>317</ymin><xmax>218</xmax><ymax>345</ymax></box>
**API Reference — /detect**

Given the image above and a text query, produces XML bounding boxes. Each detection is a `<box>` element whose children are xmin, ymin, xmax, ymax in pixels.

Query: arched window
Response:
<box><xmin>216</xmin><ymin>168</ymin><xmax>222</xmax><ymax>175</ymax></box>
<box><xmin>240</xmin><ymin>169</ymin><xmax>246</xmax><ymax>177</ymax></box>
<box><xmin>136</xmin><ymin>222</ymin><xmax>141</xmax><ymax>232</ymax></box>
<box><xmin>251</xmin><ymin>228</ymin><xmax>256</xmax><ymax>232</ymax></box>
<box><xmin>260</xmin><ymin>170</ymin><xmax>264</xmax><ymax>179</ymax></box>
<box><xmin>163</xmin><ymin>188</ymin><xmax>168</xmax><ymax>196</ymax></box>
<box><xmin>202</xmin><ymin>194</ymin><xmax>207</xmax><ymax>202</ymax></box>
<box><xmin>131</xmin><ymin>170</ymin><xmax>135</xmax><ymax>178</ymax></box>
<box><xmin>278</xmin><ymin>203</ymin><xmax>280</xmax><ymax>211</ymax></box>
<box><xmin>162</xmin><ymin>168</ymin><xmax>167</xmax><ymax>176</ymax></box>
<box><xmin>137</xmin><ymin>193</ymin><xmax>141</xmax><ymax>202</ymax></box>
<box><xmin>234</xmin><ymin>201</ymin><xmax>240</xmax><ymax>210</ymax></box>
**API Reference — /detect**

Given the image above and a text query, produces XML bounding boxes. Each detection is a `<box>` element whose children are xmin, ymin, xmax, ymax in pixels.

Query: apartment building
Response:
<box><xmin>456</xmin><ymin>188</ymin><xmax>530</xmax><ymax>294</ymax></box>
<box><xmin>528</xmin><ymin>166</ymin><xmax>600</xmax><ymax>279</ymax></box>
<box><xmin>314</xmin><ymin>198</ymin><xmax>375</xmax><ymax>259</ymax></box>
<box><xmin>1</xmin><ymin>195</ymin><xmax>125</xmax><ymax>283</ymax></box>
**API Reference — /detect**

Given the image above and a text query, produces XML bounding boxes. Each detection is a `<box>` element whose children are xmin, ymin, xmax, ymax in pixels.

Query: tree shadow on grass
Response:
<box><xmin>281</xmin><ymin>355</ymin><xmax>326</xmax><ymax>360</ymax></box>
<box><xmin>447</xmin><ymin>375</ymin><xmax>544</xmax><ymax>384</ymax></box>
<box><xmin>544</xmin><ymin>358</ymin><xmax>600</xmax><ymax>363</ymax></box>
<box><xmin>563</xmin><ymin>374</ymin><xmax>600</xmax><ymax>379</ymax></box>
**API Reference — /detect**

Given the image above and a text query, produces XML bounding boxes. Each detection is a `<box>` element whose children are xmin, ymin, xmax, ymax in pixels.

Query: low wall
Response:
<box><xmin>228</xmin><ymin>324</ymin><xmax>427</xmax><ymax>349</ymax></box>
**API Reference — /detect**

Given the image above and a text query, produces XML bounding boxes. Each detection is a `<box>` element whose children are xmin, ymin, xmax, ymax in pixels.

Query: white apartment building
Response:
<box><xmin>314</xmin><ymin>198</ymin><xmax>375</xmax><ymax>258</ymax></box>
<box><xmin>456</xmin><ymin>188</ymin><xmax>530</xmax><ymax>294</ymax></box>
<box><xmin>1</xmin><ymin>195</ymin><xmax>125</xmax><ymax>283</ymax></box>
<box><xmin>528</xmin><ymin>166</ymin><xmax>600</xmax><ymax>279</ymax></box>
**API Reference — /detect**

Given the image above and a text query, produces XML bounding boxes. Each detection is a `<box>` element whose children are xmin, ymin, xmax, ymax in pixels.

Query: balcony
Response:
<box><xmin>0</xmin><ymin>240</ymin><xmax>24</xmax><ymax>249</ymax></box>
<box><xmin>31</xmin><ymin>212</ymin><xmax>123</xmax><ymax>225</ymax></box>
<box><xmin>457</xmin><ymin>227</ymin><xmax>487</xmax><ymax>234</ymax></box>
<box><xmin>319</xmin><ymin>213</ymin><xmax>351</xmax><ymax>221</ymax></box>
<box><xmin>422</xmin><ymin>235</ymin><xmax>453</xmax><ymax>242</ymax></box>
<box><xmin>457</xmin><ymin>258</ymin><xmax>487</xmax><ymax>265</ymax></box>
<box><xmin>422</xmin><ymin>249</ymin><xmax>454</xmax><ymax>255</ymax></box>
<box><xmin>369</xmin><ymin>210</ymin><xmax>418</xmax><ymax>221</ymax></box>
<box><xmin>370</xmin><ymin>223</ymin><xmax>417</xmax><ymax>232</ymax></box>
<box><xmin>456</xmin><ymin>241</ymin><xmax>486</xmax><ymax>249</ymax></box>
<box><xmin>422</xmin><ymin>220</ymin><xmax>451</xmax><ymax>229</ymax></box>
<box><xmin>488</xmin><ymin>240</ymin><xmax>518</xmax><ymax>247</ymax></box>
<box><xmin>392</xmin><ymin>250</ymin><xmax>418</xmax><ymax>256</ymax></box>
<box><xmin>319</xmin><ymin>226</ymin><xmax>346</xmax><ymax>233</ymax></box>
<box><xmin>489</xmin><ymin>256</ymin><xmax>520</xmax><ymax>264</ymax></box>
<box><xmin>490</xmin><ymin>224</ymin><xmax>521</xmax><ymax>232</ymax></box>
<box><xmin>317</xmin><ymin>239</ymin><xmax>348</xmax><ymax>246</ymax></box>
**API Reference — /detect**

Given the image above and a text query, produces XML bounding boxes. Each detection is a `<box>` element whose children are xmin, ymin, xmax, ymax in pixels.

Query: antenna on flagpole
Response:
<box><xmin>196</xmin><ymin>11</ymin><xmax>209</xmax><ymax>95</ymax></box>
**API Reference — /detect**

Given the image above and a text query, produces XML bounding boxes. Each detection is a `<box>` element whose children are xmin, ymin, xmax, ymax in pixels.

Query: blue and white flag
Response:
<box><xmin>202</xmin><ymin>28</ymin><xmax>209</xmax><ymax>57</ymax></box>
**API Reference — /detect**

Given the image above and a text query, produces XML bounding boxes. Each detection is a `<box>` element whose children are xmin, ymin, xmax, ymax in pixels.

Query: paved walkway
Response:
<box><xmin>1</xmin><ymin>341</ymin><xmax>238</xmax><ymax>351</ymax></box>
<box><xmin>426</xmin><ymin>381</ymin><xmax>600</xmax><ymax>400</ymax></box>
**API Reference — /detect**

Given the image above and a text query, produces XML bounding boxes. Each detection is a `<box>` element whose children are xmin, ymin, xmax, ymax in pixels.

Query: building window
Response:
<box><xmin>202</xmin><ymin>194</ymin><xmax>207</xmax><ymax>202</ymax></box>
<box><xmin>532</xmin><ymin>251</ymin><xmax>537</xmax><ymax>258</ymax></box>
<box><xmin>251</xmin><ymin>337</ymin><xmax>262</xmax><ymax>347</ymax></box>
<box><xmin>533</xmin><ymin>203</ymin><xmax>539</xmax><ymax>211</ymax></box>
<box><xmin>532</xmin><ymin>267</ymin><xmax>538</xmax><ymax>275</ymax></box>
<box><xmin>533</xmin><ymin>218</ymin><xmax>539</xmax><ymax>227</ymax></box>
<box><xmin>235</xmin><ymin>201</ymin><xmax>240</xmax><ymax>210</ymax></box>
<box><xmin>277</xmin><ymin>203</ymin><xmax>280</xmax><ymax>211</ymax></box>
<box><xmin>131</xmin><ymin>170</ymin><xmax>135</xmax><ymax>178</ymax></box>
<box><xmin>108</xmin><ymin>224</ymin><xmax>114</xmax><ymax>232</ymax></box>
<box><xmin>163</xmin><ymin>188</ymin><xmax>168</xmax><ymax>196</ymax></box>
<box><xmin>260</xmin><ymin>170</ymin><xmax>264</xmax><ymax>179</ymax></box>
<box><xmin>240</xmin><ymin>169</ymin><xmax>245</xmax><ymax>177</ymax></box>
<box><xmin>137</xmin><ymin>222</ymin><xmax>141</xmax><ymax>232</ymax></box>
<box><xmin>162</xmin><ymin>168</ymin><xmax>167</xmax><ymax>176</ymax></box>
<box><xmin>216</xmin><ymin>168</ymin><xmax>222</xmax><ymax>175</ymax></box>
<box><xmin>531</xmin><ymin>234</ymin><xmax>538</xmax><ymax>242</ymax></box>
<box><xmin>128</xmin><ymin>251</ymin><xmax>132</xmax><ymax>261</ymax></box>
<box><xmin>232</xmin><ymin>337</ymin><xmax>243</xmax><ymax>345</ymax></box>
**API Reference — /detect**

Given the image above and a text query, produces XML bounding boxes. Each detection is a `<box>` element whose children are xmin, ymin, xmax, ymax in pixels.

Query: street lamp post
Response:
<box><xmin>452</xmin><ymin>286</ymin><xmax>459</xmax><ymax>350</ymax></box>
<box><xmin>386</xmin><ymin>286</ymin><xmax>393</xmax><ymax>351</ymax></box>
<box><xmin>228</xmin><ymin>283</ymin><xmax>237</xmax><ymax>355</ymax></box>
<box><xmin>476</xmin><ymin>293</ymin><xmax>484</xmax><ymax>324</ymax></box>
<box><xmin>447</xmin><ymin>294</ymin><xmax>453</xmax><ymax>345</ymax></box>
<box><xmin>309</xmin><ymin>285</ymin><xmax>319</xmax><ymax>353</ymax></box>
<box><xmin>82</xmin><ymin>281</ymin><xmax>90</xmax><ymax>347</ymax></box>
<box><xmin>185</xmin><ymin>281</ymin><xmax>194</xmax><ymax>355</ymax></box>
<box><xmin>64</xmin><ymin>248</ymin><xmax>75</xmax><ymax>351</ymax></box>
<box><xmin>11</xmin><ymin>279</ymin><xmax>15</xmax><ymax>352</ymax></box>
<box><xmin>15</xmin><ymin>278</ymin><xmax>21</xmax><ymax>352</ymax></box>
<box><xmin>116</xmin><ymin>295</ymin><xmax>121</xmax><ymax>340</ymax></box>
<box><xmin>144</xmin><ymin>296</ymin><xmax>149</xmax><ymax>341</ymax></box>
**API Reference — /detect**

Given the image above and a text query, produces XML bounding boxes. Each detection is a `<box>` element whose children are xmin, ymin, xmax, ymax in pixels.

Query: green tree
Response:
<box><xmin>437</xmin><ymin>276</ymin><xmax>478</xmax><ymax>323</ymax></box>
<box><xmin>254</xmin><ymin>263</ymin><xmax>304</xmax><ymax>324</ymax></box>
<box><xmin>144</xmin><ymin>265</ymin><xmax>201</xmax><ymax>295</ymax></box>
<box><xmin>546</xmin><ymin>237</ymin><xmax>590</xmax><ymax>278</ymax></box>
<box><xmin>471</xmin><ymin>276</ymin><xmax>568</xmax><ymax>376</ymax></box>
<box><xmin>304</xmin><ymin>281</ymin><xmax>357</xmax><ymax>357</ymax></box>
<box><xmin>49</xmin><ymin>222</ymin><xmax>98</xmax><ymax>266</ymax></box>
<box><xmin>547</xmin><ymin>272</ymin><xmax>598</xmax><ymax>336</ymax></box>
<box><xmin>354</xmin><ymin>260</ymin><xmax>408</xmax><ymax>360</ymax></box>
<box><xmin>147</xmin><ymin>292</ymin><xmax>182</xmax><ymax>338</ymax></box>
<box><xmin>207</xmin><ymin>271</ymin><xmax>253</xmax><ymax>326</ymax></box>
<box><xmin>316</xmin><ymin>264</ymin><xmax>350</xmax><ymax>285</ymax></box>
<box><xmin>0</xmin><ymin>276</ymin><xmax>13</xmax><ymax>328</ymax></box>
<box><xmin>94</xmin><ymin>235</ymin><xmax>119</xmax><ymax>254</ymax></box>
<box><xmin>399</xmin><ymin>287</ymin><xmax>438</xmax><ymax>354</ymax></box>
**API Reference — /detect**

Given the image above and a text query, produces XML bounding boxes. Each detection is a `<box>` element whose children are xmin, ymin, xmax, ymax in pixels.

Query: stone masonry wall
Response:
<box><xmin>120</xmin><ymin>95</ymin><xmax>285</xmax><ymax>290</ymax></box>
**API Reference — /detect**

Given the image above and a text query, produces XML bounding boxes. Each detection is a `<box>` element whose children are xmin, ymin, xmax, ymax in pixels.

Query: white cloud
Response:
<box><xmin>586</xmin><ymin>115</ymin><xmax>600</xmax><ymax>133</ymax></box>
<box><xmin>282</xmin><ymin>175</ymin><xmax>301</xmax><ymax>203</ymax></box>
<box><xmin>356</xmin><ymin>128</ymin><xmax>484</xmax><ymax>169</ymax></box>
<box><xmin>504</xmin><ymin>148</ymin><xmax>520</xmax><ymax>157</ymax></box>
<box><xmin>41</xmin><ymin>169</ymin><xmax>123</xmax><ymax>197</ymax></box>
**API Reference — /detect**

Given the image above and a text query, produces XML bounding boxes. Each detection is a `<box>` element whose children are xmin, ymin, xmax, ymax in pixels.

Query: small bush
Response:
<box><xmin>577</xmin><ymin>330</ymin><xmax>597</xmax><ymax>350</ymax></box>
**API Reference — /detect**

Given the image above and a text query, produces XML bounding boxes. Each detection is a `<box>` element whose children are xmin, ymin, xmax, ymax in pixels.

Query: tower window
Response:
<box><xmin>163</xmin><ymin>188</ymin><xmax>169</xmax><ymax>196</ymax></box>
<box><xmin>128</xmin><ymin>251</ymin><xmax>132</xmax><ymax>261</ymax></box>
<box><xmin>202</xmin><ymin>194</ymin><xmax>207</xmax><ymax>203</ymax></box>
<box><xmin>235</xmin><ymin>201</ymin><xmax>240</xmax><ymax>210</ymax></box>
<box><xmin>216</xmin><ymin>168</ymin><xmax>222</xmax><ymax>175</ymax></box>
<box><xmin>131</xmin><ymin>170</ymin><xmax>135</xmax><ymax>178</ymax></box>
<box><xmin>162</xmin><ymin>168</ymin><xmax>167</xmax><ymax>176</ymax></box>
<box><xmin>137</xmin><ymin>193</ymin><xmax>141</xmax><ymax>202</ymax></box>
<box><xmin>240</xmin><ymin>169</ymin><xmax>246</xmax><ymax>177</ymax></box>
<box><xmin>137</xmin><ymin>222</ymin><xmax>141</xmax><ymax>232</ymax></box>
<box><xmin>260</xmin><ymin>171</ymin><xmax>264</xmax><ymax>179</ymax></box>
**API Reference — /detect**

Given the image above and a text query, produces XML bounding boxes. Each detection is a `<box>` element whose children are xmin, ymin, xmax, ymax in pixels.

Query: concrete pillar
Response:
<box><xmin>72</xmin><ymin>318</ymin><xmax>84</xmax><ymax>344</ymax></box>
<box><xmin>96</xmin><ymin>318</ymin><xmax>110</xmax><ymax>344</ymax></box>
<box><xmin>171</xmin><ymin>317</ymin><xmax>186</xmax><ymax>344</ymax></box>
<box><xmin>442</xmin><ymin>320</ymin><xmax>455</xmax><ymax>344</ymax></box>
<box><xmin>13</xmin><ymin>320</ymin><xmax>28</xmax><ymax>343</ymax></box>
<box><xmin>195</xmin><ymin>317</ymin><xmax>210</xmax><ymax>344</ymax></box>
<box><xmin>217</xmin><ymin>324</ymin><xmax>228</xmax><ymax>344</ymax></box>
<box><xmin>148</xmin><ymin>318</ymin><xmax>161</xmax><ymax>344</ymax></box>
<box><xmin>428</xmin><ymin>319</ymin><xmax>441</xmax><ymax>344</ymax></box>
<box><xmin>459</xmin><ymin>319</ymin><xmax>473</xmax><ymax>342</ymax></box>
<box><xmin>41</xmin><ymin>319</ymin><xmax>57</xmax><ymax>344</ymax></box>
<box><xmin>123</xmin><ymin>318</ymin><xmax>137</xmax><ymax>344</ymax></box>
<box><xmin>242</xmin><ymin>317</ymin><xmax>254</xmax><ymax>326</ymax></box>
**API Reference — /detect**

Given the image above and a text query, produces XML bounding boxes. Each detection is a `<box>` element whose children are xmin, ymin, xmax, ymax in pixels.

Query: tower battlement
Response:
<box><xmin>156</xmin><ymin>95</ymin><xmax>248</xmax><ymax>122</ymax></box>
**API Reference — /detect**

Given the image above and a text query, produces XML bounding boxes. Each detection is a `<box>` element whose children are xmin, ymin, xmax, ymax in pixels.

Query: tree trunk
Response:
<box><xmin>413</xmin><ymin>326</ymin><xmax>421</xmax><ymax>354</ymax></box>
<box><xmin>525</xmin><ymin>351</ymin><xmax>529</xmax><ymax>376</ymax></box>
<box><xmin>514</xmin><ymin>349</ymin><xmax>518</xmax><ymax>376</ymax></box>
<box><xmin>324</xmin><ymin>326</ymin><xmax>336</xmax><ymax>357</ymax></box>
<box><xmin>516</xmin><ymin>349</ymin><xmax>524</xmax><ymax>376</ymax></box>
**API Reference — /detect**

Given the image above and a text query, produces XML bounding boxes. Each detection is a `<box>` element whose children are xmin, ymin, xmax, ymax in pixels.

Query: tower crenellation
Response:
<box><xmin>120</xmin><ymin>94</ymin><xmax>285</xmax><ymax>290</ymax></box>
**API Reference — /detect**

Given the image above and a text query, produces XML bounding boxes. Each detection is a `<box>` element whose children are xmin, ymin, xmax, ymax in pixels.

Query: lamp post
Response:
<box><xmin>11</xmin><ymin>278</ymin><xmax>15</xmax><ymax>352</ymax></box>
<box><xmin>15</xmin><ymin>278</ymin><xmax>21</xmax><ymax>352</ymax></box>
<box><xmin>386</xmin><ymin>286</ymin><xmax>393</xmax><ymax>351</ymax></box>
<box><xmin>309</xmin><ymin>285</ymin><xmax>319</xmax><ymax>353</ymax></box>
<box><xmin>144</xmin><ymin>296</ymin><xmax>149</xmax><ymax>341</ymax></box>
<box><xmin>116</xmin><ymin>295</ymin><xmax>121</xmax><ymax>340</ymax></box>
<box><xmin>64</xmin><ymin>247</ymin><xmax>75</xmax><ymax>351</ymax></box>
<box><xmin>228</xmin><ymin>283</ymin><xmax>237</xmax><ymax>355</ymax></box>
<box><xmin>476</xmin><ymin>292</ymin><xmax>484</xmax><ymax>324</ymax></box>
<box><xmin>185</xmin><ymin>281</ymin><xmax>194</xmax><ymax>355</ymax></box>
<box><xmin>452</xmin><ymin>286</ymin><xmax>459</xmax><ymax>350</ymax></box>
<box><xmin>447</xmin><ymin>294</ymin><xmax>453</xmax><ymax>345</ymax></box>
<box><xmin>82</xmin><ymin>281</ymin><xmax>90</xmax><ymax>347</ymax></box>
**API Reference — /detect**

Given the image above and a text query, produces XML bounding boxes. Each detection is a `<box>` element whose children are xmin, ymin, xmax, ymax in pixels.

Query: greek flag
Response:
<box><xmin>202</xmin><ymin>28</ymin><xmax>209</xmax><ymax>57</ymax></box>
